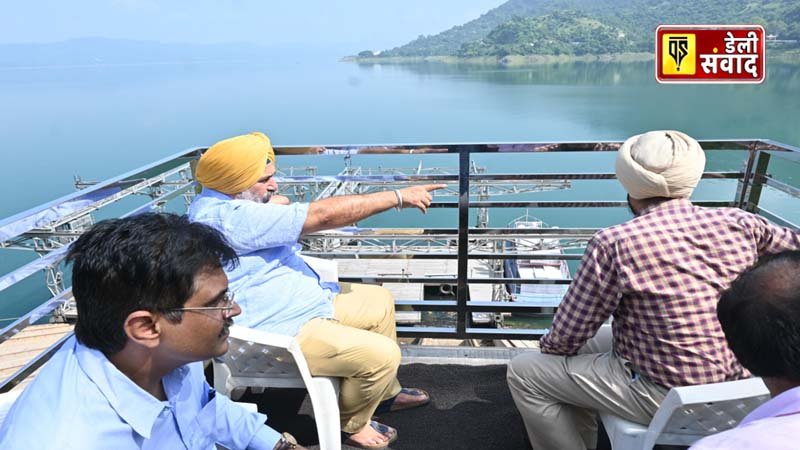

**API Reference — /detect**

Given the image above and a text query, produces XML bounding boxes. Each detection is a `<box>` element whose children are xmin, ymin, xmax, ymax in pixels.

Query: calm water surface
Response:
<box><xmin>1</xmin><ymin>58</ymin><xmax>799</xmax><ymax>323</ymax></box>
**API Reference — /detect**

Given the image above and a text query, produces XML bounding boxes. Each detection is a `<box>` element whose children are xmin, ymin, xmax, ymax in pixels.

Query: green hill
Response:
<box><xmin>377</xmin><ymin>0</ymin><xmax>800</xmax><ymax>57</ymax></box>
<box><xmin>459</xmin><ymin>11</ymin><xmax>631</xmax><ymax>57</ymax></box>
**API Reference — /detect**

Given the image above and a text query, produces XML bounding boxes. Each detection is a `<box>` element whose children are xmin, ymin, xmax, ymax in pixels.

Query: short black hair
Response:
<box><xmin>66</xmin><ymin>213</ymin><xmax>237</xmax><ymax>355</ymax></box>
<box><xmin>717</xmin><ymin>250</ymin><xmax>800</xmax><ymax>382</ymax></box>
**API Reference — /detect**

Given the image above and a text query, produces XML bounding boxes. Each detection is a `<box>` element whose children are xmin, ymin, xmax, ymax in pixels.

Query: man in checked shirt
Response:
<box><xmin>506</xmin><ymin>130</ymin><xmax>800</xmax><ymax>450</ymax></box>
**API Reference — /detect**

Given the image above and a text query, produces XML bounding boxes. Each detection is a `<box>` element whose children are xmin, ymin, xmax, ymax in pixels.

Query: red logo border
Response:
<box><xmin>655</xmin><ymin>24</ymin><xmax>766</xmax><ymax>84</ymax></box>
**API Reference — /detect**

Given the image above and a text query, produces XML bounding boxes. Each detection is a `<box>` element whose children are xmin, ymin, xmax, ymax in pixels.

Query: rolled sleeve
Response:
<box><xmin>223</xmin><ymin>201</ymin><xmax>309</xmax><ymax>254</ymax></box>
<box><xmin>540</xmin><ymin>236</ymin><xmax>620</xmax><ymax>355</ymax></box>
<box><xmin>747</xmin><ymin>214</ymin><xmax>800</xmax><ymax>255</ymax></box>
<box><xmin>189</xmin><ymin>188</ymin><xmax>310</xmax><ymax>255</ymax></box>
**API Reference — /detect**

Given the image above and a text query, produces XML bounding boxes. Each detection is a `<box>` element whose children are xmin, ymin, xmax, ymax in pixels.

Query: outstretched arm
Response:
<box><xmin>301</xmin><ymin>184</ymin><xmax>446</xmax><ymax>235</ymax></box>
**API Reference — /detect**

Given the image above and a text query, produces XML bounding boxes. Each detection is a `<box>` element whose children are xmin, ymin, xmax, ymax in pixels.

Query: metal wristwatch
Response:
<box><xmin>272</xmin><ymin>432</ymin><xmax>298</xmax><ymax>450</ymax></box>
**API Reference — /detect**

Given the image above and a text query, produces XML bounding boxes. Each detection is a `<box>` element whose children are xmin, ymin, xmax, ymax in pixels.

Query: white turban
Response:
<box><xmin>615</xmin><ymin>130</ymin><xmax>706</xmax><ymax>200</ymax></box>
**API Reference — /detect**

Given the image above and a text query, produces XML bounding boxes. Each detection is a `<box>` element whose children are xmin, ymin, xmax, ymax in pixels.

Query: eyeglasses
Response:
<box><xmin>168</xmin><ymin>290</ymin><xmax>236</xmax><ymax>318</ymax></box>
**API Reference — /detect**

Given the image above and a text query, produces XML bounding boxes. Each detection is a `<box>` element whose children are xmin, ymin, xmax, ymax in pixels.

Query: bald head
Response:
<box><xmin>717</xmin><ymin>251</ymin><xmax>800</xmax><ymax>382</ymax></box>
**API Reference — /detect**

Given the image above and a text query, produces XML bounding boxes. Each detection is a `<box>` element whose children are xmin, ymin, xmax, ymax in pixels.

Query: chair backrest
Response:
<box><xmin>217</xmin><ymin>326</ymin><xmax>343</xmax><ymax>450</ymax></box>
<box><xmin>643</xmin><ymin>377</ymin><xmax>770</xmax><ymax>449</ymax></box>
<box><xmin>219</xmin><ymin>325</ymin><xmax>315</xmax><ymax>389</ymax></box>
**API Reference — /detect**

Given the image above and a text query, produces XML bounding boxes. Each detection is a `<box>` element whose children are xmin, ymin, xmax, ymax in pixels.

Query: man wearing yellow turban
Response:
<box><xmin>507</xmin><ymin>130</ymin><xmax>800</xmax><ymax>450</ymax></box>
<box><xmin>189</xmin><ymin>132</ymin><xmax>446</xmax><ymax>449</ymax></box>
<box><xmin>195</xmin><ymin>132</ymin><xmax>277</xmax><ymax>197</ymax></box>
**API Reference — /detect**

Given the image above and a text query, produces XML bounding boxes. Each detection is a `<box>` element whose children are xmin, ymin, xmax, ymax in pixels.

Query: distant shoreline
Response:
<box><xmin>344</xmin><ymin>48</ymin><xmax>800</xmax><ymax>66</ymax></box>
<box><xmin>343</xmin><ymin>52</ymin><xmax>652</xmax><ymax>66</ymax></box>
<box><xmin>0</xmin><ymin>58</ymin><xmax>275</xmax><ymax>71</ymax></box>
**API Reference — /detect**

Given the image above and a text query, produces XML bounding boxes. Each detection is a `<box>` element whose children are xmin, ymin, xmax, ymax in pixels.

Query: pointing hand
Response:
<box><xmin>398</xmin><ymin>184</ymin><xmax>447</xmax><ymax>214</ymax></box>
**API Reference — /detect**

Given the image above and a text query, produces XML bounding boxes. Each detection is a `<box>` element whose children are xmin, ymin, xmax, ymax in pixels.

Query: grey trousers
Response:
<box><xmin>506</xmin><ymin>327</ymin><xmax>668</xmax><ymax>450</ymax></box>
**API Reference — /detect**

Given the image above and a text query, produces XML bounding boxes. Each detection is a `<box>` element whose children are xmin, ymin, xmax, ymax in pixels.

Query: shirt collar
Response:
<box><xmin>638</xmin><ymin>197</ymin><xmax>693</xmax><ymax>216</ymax></box>
<box><xmin>741</xmin><ymin>385</ymin><xmax>800</xmax><ymax>425</ymax></box>
<box><xmin>198</xmin><ymin>186</ymin><xmax>231</xmax><ymax>200</ymax></box>
<box><xmin>74</xmin><ymin>340</ymin><xmax>189</xmax><ymax>439</ymax></box>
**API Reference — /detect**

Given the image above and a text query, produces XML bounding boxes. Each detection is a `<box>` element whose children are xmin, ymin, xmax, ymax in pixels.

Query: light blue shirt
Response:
<box><xmin>689</xmin><ymin>385</ymin><xmax>800</xmax><ymax>450</ymax></box>
<box><xmin>0</xmin><ymin>336</ymin><xmax>281</xmax><ymax>450</ymax></box>
<box><xmin>188</xmin><ymin>188</ymin><xmax>338</xmax><ymax>336</ymax></box>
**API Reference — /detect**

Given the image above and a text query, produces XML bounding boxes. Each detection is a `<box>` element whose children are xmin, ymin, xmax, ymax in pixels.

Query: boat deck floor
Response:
<box><xmin>337</xmin><ymin>258</ymin><xmax>495</xmax><ymax>301</ymax></box>
<box><xmin>0</xmin><ymin>323</ymin><xmax>73</xmax><ymax>392</ymax></box>
<box><xmin>227</xmin><ymin>362</ymin><xmax>687</xmax><ymax>450</ymax></box>
<box><xmin>233</xmin><ymin>363</ymin><xmax>529</xmax><ymax>450</ymax></box>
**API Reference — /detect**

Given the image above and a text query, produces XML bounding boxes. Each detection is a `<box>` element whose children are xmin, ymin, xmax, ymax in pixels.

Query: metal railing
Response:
<box><xmin>1</xmin><ymin>138</ymin><xmax>798</xmax><ymax>391</ymax></box>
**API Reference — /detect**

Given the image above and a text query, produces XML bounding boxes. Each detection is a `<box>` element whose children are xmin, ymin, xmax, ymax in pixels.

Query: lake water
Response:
<box><xmin>1</xmin><ymin>58</ymin><xmax>799</xmax><ymax>324</ymax></box>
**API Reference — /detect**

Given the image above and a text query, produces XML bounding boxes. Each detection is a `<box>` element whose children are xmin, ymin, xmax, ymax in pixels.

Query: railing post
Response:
<box><xmin>743</xmin><ymin>151</ymin><xmax>771</xmax><ymax>213</ymax></box>
<box><xmin>456</xmin><ymin>146</ymin><xmax>473</xmax><ymax>338</ymax></box>
<box><xmin>735</xmin><ymin>144</ymin><xmax>757</xmax><ymax>209</ymax></box>
<box><xmin>735</xmin><ymin>142</ymin><xmax>770</xmax><ymax>211</ymax></box>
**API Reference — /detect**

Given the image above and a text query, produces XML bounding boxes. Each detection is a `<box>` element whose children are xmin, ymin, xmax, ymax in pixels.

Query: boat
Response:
<box><xmin>505</xmin><ymin>213</ymin><xmax>571</xmax><ymax>311</ymax></box>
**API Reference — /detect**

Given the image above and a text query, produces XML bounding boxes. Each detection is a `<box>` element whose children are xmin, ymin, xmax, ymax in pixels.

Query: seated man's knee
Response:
<box><xmin>507</xmin><ymin>353</ymin><xmax>525</xmax><ymax>388</ymax></box>
<box><xmin>364</xmin><ymin>336</ymin><xmax>401</xmax><ymax>373</ymax></box>
<box><xmin>507</xmin><ymin>351</ymin><xmax>548</xmax><ymax>392</ymax></box>
<box><xmin>375</xmin><ymin>286</ymin><xmax>396</xmax><ymax>312</ymax></box>
<box><xmin>366</xmin><ymin>285</ymin><xmax>396</xmax><ymax>319</ymax></box>
<box><xmin>346</xmin><ymin>283</ymin><xmax>395</xmax><ymax>313</ymax></box>
<box><xmin>382</xmin><ymin>337</ymin><xmax>401</xmax><ymax>370</ymax></box>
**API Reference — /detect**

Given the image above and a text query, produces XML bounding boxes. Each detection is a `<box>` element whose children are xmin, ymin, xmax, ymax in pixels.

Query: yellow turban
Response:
<box><xmin>195</xmin><ymin>132</ymin><xmax>275</xmax><ymax>195</ymax></box>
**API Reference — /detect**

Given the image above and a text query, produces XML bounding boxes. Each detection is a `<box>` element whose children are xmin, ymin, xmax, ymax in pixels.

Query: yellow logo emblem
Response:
<box><xmin>662</xmin><ymin>34</ymin><xmax>696</xmax><ymax>75</ymax></box>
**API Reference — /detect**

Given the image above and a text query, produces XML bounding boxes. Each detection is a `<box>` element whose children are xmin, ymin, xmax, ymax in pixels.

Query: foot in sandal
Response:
<box><xmin>343</xmin><ymin>420</ymin><xmax>398</xmax><ymax>449</ymax></box>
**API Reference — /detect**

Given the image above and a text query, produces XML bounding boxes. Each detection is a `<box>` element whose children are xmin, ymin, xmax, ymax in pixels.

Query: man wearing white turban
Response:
<box><xmin>615</xmin><ymin>130</ymin><xmax>706</xmax><ymax>200</ymax></box>
<box><xmin>507</xmin><ymin>130</ymin><xmax>800</xmax><ymax>450</ymax></box>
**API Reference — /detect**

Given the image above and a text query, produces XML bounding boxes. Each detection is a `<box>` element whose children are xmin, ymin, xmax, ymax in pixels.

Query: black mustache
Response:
<box><xmin>219</xmin><ymin>318</ymin><xmax>234</xmax><ymax>336</ymax></box>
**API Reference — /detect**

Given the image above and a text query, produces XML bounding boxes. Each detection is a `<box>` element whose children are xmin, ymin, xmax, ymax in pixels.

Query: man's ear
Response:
<box><xmin>123</xmin><ymin>311</ymin><xmax>162</xmax><ymax>349</ymax></box>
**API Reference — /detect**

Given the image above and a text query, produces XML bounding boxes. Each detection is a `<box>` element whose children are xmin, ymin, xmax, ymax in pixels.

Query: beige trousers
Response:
<box><xmin>296</xmin><ymin>283</ymin><xmax>403</xmax><ymax>433</ymax></box>
<box><xmin>506</xmin><ymin>327</ymin><xmax>668</xmax><ymax>450</ymax></box>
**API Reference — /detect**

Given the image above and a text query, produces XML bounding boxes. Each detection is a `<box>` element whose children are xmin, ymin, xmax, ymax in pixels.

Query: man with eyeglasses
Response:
<box><xmin>0</xmin><ymin>213</ymin><xmax>305</xmax><ymax>450</ymax></box>
<box><xmin>189</xmin><ymin>132</ymin><xmax>443</xmax><ymax>449</ymax></box>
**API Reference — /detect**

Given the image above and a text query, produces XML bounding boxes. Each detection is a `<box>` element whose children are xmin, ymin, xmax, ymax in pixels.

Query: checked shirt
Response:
<box><xmin>539</xmin><ymin>198</ymin><xmax>800</xmax><ymax>388</ymax></box>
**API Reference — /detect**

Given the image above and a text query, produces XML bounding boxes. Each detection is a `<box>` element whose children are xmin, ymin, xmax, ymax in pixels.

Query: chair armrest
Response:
<box><xmin>235</xmin><ymin>401</ymin><xmax>258</xmax><ymax>413</ymax></box>
<box><xmin>229</xmin><ymin>325</ymin><xmax>296</xmax><ymax>350</ymax></box>
<box><xmin>299</xmin><ymin>254</ymin><xmax>339</xmax><ymax>283</ymax></box>
<box><xmin>642</xmin><ymin>378</ymin><xmax>769</xmax><ymax>449</ymax></box>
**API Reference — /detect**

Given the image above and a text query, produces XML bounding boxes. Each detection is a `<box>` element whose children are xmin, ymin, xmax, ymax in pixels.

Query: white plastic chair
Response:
<box><xmin>214</xmin><ymin>325</ymin><xmax>342</xmax><ymax>450</ymax></box>
<box><xmin>599</xmin><ymin>377</ymin><xmax>770</xmax><ymax>450</ymax></box>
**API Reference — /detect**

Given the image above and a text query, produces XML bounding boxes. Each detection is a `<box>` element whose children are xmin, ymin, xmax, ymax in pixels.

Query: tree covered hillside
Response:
<box><xmin>459</xmin><ymin>12</ymin><xmax>631</xmax><ymax>57</ymax></box>
<box><xmin>378</xmin><ymin>0</ymin><xmax>800</xmax><ymax>57</ymax></box>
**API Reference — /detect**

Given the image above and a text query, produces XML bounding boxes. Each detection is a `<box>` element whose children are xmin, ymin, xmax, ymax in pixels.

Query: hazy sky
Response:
<box><xmin>2</xmin><ymin>0</ymin><xmax>506</xmax><ymax>51</ymax></box>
